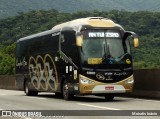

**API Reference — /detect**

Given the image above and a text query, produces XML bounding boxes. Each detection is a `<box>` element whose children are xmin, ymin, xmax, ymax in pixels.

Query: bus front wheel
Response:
<box><xmin>63</xmin><ymin>81</ymin><xmax>73</xmax><ymax>100</ymax></box>
<box><xmin>24</xmin><ymin>80</ymin><xmax>38</xmax><ymax>96</ymax></box>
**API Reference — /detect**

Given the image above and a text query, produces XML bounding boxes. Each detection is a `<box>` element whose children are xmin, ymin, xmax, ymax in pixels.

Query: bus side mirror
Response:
<box><xmin>133</xmin><ymin>37</ymin><xmax>139</xmax><ymax>48</ymax></box>
<box><xmin>76</xmin><ymin>33</ymin><xmax>83</xmax><ymax>47</ymax></box>
<box><xmin>125</xmin><ymin>31</ymin><xmax>139</xmax><ymax>48</ymax></box>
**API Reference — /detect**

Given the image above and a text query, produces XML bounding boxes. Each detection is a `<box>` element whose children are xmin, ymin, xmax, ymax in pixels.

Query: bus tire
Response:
<box><xmin>63</xmin><ymin>81</ymin><xmax>73</xmax><ymax>100</ymax></box>
<box><xmin>55</xmin><ymin>92</ymin><xmax>63</xmax><ymax>98</ymax></box>
<box><xmin>104</xmin><ymin>94</ymin><xmax>114</xmax><ymax>101</ymax></box>
<box><xmin>24</xmin><ymin>80</ymin><xmax>38</xmax><ymax>96</ymax></box>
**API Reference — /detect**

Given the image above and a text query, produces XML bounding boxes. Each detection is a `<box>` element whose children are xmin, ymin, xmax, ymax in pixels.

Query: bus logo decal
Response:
<box><xmin>96</xmin><ymin>74</ymin><xmax>105</xmax><ymax>80</ymax></box>
<box><xmin>16</xmin><ymin>57</ymin><xmax>27</xmax><ymax>68</ymax></box>
<box><xmin>29</xmin><ymin>54</ymin><xmax>58</xmax><ymax>91</ymax></box>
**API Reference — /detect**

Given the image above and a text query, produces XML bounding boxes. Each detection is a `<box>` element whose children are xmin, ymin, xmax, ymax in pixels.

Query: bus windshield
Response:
<box><xmin>81</xmin><ymin>30</ymin><xmax>131</xmax><ymax>66</ymax></box>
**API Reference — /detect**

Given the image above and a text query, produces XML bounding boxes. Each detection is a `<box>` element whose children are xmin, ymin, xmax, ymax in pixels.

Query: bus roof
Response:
<box><xmin>52</xmin><ymin>17</ymin><xmax>122</xmax><ymax>31</ymax></box>
<box><xmin>17</xmin><ymin>29</ymin><xmax>58</xmax><ymax>43</ymax></box>
<box><xmin>17</xmin><ymin>17</ymin><xmax>123</xmax><ymax>43</ymax></box>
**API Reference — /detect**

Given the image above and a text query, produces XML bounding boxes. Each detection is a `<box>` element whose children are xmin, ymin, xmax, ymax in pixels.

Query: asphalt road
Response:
<box><xmin>0</xmin><ymin>89</ymin><xmax>159</xmax><ymax>119</ymax></box>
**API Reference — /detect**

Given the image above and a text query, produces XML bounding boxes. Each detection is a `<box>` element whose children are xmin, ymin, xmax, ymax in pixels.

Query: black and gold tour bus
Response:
<box><xmin>16</xmin><ymin>17</ymin><xmax>139</xmax><ymax>100</ymax></box>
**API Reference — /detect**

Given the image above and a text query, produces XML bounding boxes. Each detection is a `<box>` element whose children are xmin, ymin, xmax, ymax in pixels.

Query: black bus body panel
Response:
<box><xmin>16</xmin><ymin>30</ymin><xmax>80</xmax><ymax>93</ymax></box>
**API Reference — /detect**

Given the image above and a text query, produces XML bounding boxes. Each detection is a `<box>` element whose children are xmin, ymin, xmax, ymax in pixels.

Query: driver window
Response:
<box><xmin>61</xmin><ymin>31</ymin><xmax>77</xmax><ymax>58</ymax></box>
<box><xmin>125</xmin><ymin>36</ymin><xmax>132</xmax><ymax>54</ymax></box>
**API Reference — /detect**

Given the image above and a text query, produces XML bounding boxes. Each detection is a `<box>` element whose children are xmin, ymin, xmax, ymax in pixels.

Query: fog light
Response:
<box><xmin>125</xmin><ymin>78</ymin><xmax>134</xmax><ymax>84</ymax></box>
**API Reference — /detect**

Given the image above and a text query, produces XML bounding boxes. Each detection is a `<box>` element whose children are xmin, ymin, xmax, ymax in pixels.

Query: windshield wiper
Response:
<box><xmin>106</xmin><ymin>44</ymin><xmax>111</xmax><ymax>59</ymax></box>
<box><xmin>102</xmin><ymin>44</ymin><xmax>111</xmax><ymax>63</ymax></box>
<box><xmin>102</xmin><ymin>44</ymin><xmax>124</xmax><ymax>71</ymax></box>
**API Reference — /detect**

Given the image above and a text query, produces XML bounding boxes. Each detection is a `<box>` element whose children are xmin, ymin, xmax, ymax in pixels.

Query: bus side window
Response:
<box><xmin>41</xmin><ymin>34</ymin><xmax>59</xmax><ymax>54</ymax></box>
<box><xmin>19</xmin><ymin>41</ymin><xmax>27</xmax><ymax>57</ymax></box>
<box><xmin>16</xmin><ymin>42</ymin><xmax>21</xmax><ymax>57</ymax></box>
<box><xmin>28</xmin><ymin>38</ymin><xmax>42</xmax><ymax>56</ymax></box>
<box><xmin>61</xmin><ymin>32</ymin><xmax>77</xmax><ymax>58</ymax></box>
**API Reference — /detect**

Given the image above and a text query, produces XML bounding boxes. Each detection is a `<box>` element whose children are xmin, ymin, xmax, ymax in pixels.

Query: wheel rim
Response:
<box><xmin>63</xmin><ymin>83</ymin><xmax>68</xmax><ymax>98</ymax></box>
<box><xmin>25</xmin><ymin>83</ymin><xmax>29</xmax><ymax>94</ymax></box>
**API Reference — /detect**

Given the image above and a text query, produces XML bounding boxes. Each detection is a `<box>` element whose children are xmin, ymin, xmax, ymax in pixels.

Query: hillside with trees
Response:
<box><xmin>0</xmin><ymin>9</ymin><xmax>160</xmax><ymax>74</ymax></box>
<box><xmin>1</xmin><ymin>0</ymin><xmax>160</xmax><ymax>18</ymax></box>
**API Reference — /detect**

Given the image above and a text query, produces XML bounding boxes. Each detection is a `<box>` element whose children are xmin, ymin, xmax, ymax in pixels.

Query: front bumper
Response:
<box><xmin>79</xmin><ymin>74</ymin><xmax>134</xmax><ymax>95</ymax></box>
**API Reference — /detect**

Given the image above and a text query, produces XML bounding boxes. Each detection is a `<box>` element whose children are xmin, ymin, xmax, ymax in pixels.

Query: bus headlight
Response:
<box><xmin>80</xmin><ymin>78</ymin><xmax>95</xmax><ymax>84</ymax></box>
<box><xmin>125</xmin><ymin>77</ymin><xmax>134</xmax><ymax>84</ymax></box>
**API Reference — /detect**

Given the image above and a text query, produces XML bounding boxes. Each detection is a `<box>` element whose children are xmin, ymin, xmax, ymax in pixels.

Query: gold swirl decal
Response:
<box><xmin>29</xmin><ymin>54</ymin><xmax>58</xmax><ymax>91</ymax></box>
<box><xmin>29</xmin><ymin>56</ymin><xmax>40</xmax><ymax>90</ymax></box>
<box><xmin>44</xmin><ymin>54</ymin><xmax>58</xmax><ymax>90</ymax></box>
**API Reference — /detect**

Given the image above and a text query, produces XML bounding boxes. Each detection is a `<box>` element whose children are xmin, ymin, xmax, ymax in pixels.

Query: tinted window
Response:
<box><xmin>61</xmin><ymin>31</ymin><xmax>77</xmax><ymax>57</ymax></box>
<box><xmin>28</xmin><ymin>33</ymin><xmax>60</xmax><ymax>55</ymax></box>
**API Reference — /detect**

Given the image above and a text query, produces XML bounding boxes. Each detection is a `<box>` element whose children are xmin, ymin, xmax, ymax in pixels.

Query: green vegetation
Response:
<box><xmin>0</xmin><ymin>9</ymin><xmax>160</xmax><ymax>74</ymax></box>
<box><xmin>0</xmin><ymin>43</ymin><xmax>15</xmax><ymax>74</ymax></box>
<box><xmin>1</xmin><ymin>0</ymin><xmax>160</xmax><ymax>18</ymax></box>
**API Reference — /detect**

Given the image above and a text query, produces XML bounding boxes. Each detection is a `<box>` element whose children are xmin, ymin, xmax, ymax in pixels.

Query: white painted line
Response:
<box><xmin>134</xmin><ymin>98</ymin><xmax>160</xmax><ymax>103</ymax></box>
<box><xmin>77</xmin><ymin>103</ymin><xmax>120</xmax><ymax>110</ymax></box>
<box><xmin>0</xmin><ymin>94</ymin><xmax>6</xmax><ymax>96</ymax></box>
<box><xmin>25</xmin><ymin>96</ymin><xmax>46</xmax><ymax>100</ymax></box>
<box><xmin>117</xmin><ymin>97</ymin><xmax>160</xmax><ymax>103</ymax></box>
<box><xmin>0</xmin><ymin>108</ymin><xmax>3</xmax><ymax>110</ymax></box>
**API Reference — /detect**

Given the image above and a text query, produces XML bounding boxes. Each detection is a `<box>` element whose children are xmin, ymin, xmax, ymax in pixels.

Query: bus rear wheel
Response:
<box><xmin>104</xmin><ymin>94</ymin><xmax>114</xmax><ymax>101</ymax></box>
<box><xmin>24</xmin><ymin>80</ymin><xmax>38</xmax><ymax>96</ymax></box>
<box><xmin>63</xmin><ymin>81</ymin><xmax>73</xmax><ymax>100</ymax></box>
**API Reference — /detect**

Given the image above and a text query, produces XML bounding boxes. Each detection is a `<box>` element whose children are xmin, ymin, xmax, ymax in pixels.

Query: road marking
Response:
<box><xmin>0</xmin><ymin>94</ymin><xmax>6</xmax><ymax>96</ymax></box>
<box><xmin>25</xmin><ymin>96</ymin><xmax>46</xmax><ymax>100</ymax></box>
<box><xmin>134</xmin><ymin>98</ymin><xmax>160</xmax><ymax>103</ymax></box>
<box><xmin>0</xmin><ymin>108</ymin><xmax>3</xmax><ymax>110</ymax></box>
<box><xmin>117</xmin><ymin>97</ymin><xmax>160</xmax><ymax>103</ymax></box>
<box><xmin>77</xmin><ymin>103</ymin><xmax>120</xmax><ymax>110</ymax></box>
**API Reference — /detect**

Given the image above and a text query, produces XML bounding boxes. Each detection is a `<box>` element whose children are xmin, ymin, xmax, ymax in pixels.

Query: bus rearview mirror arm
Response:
<box><xmin>124</xmin><ymin>31</ymin><xmax>139</xmax><ymax>48</ymax></box>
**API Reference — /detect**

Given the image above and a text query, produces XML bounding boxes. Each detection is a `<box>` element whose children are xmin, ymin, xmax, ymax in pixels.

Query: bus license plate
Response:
<box><xmin>105</xmin><ymin>86</ymin><xmax>114</xmax><ymax>90</ymax></box>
